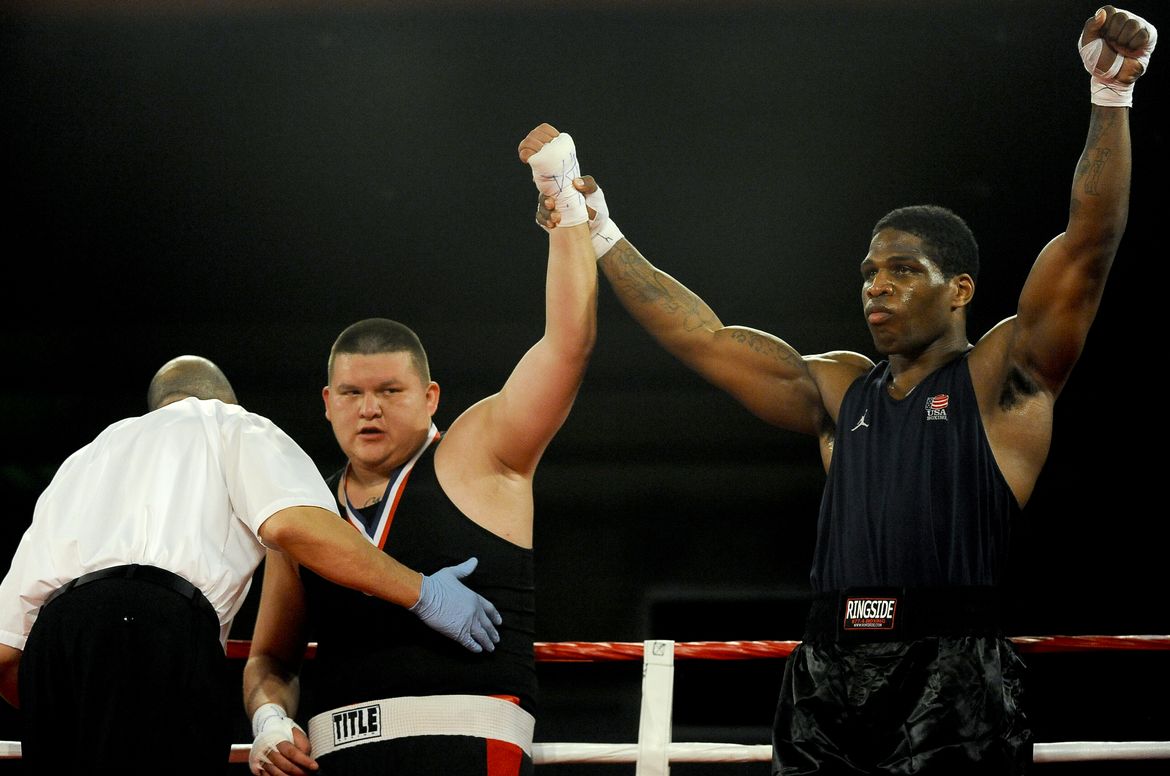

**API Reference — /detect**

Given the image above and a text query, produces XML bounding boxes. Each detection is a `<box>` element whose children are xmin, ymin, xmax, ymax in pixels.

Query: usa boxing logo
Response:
<box><xmin>925</xmin><ymin>393</ymin><xmax>949</xmax><ymax>422</ymax></box>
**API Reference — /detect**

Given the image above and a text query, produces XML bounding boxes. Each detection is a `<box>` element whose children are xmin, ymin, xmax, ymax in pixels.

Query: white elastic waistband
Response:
<box><xmin>307</xmin><ymin>695</ymin><xmax>535</xmax><ymax>758</ymax></box>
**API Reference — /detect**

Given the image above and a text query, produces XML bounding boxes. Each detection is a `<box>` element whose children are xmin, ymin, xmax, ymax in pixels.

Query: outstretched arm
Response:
<box><xmin>1005</xmin><ymin>6</ymin><xmax>1155</xmax><ymax>395</ymax></box>
<box><xmin>259</xmin><ymin>506</ymin><xmax>422</xmax><ymax>607</ymax></box>
<box><xmin>541</xmin><ymin>177</ymin><xmax>868</xmax><ymax>437</ymax></box>
<box><xmin>602</xmin><ymin>235</ymin><xmax>863</xmax><ymax>436</ymax></box>
<box><xmin>260</xmin><ymin>506</ymin><xmax>501</xmax><ymax>653</ymax></box>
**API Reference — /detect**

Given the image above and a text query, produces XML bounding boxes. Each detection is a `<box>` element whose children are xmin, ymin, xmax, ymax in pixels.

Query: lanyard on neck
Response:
<box><xmin>341</xmin><ymin>423</ymin><xmax>441</xmax><ymax>549</ymax></box>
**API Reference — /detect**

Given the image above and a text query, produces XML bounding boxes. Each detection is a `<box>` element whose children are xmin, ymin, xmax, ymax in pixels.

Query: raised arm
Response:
<box><xmin>1005</xmin><ymin>6</ymin><xmax>1155</xmax><ymax>396</ymax></box>
<box><xmin>450</xmin><ymin>124</ymin><xmax>598</xmax><ymax>478</ymax></box>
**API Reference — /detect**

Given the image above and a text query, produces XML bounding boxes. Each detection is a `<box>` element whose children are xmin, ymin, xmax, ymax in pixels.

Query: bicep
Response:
<box><xmin>474</xmin><ymin>338</ymin><xmax>589</xmax><ymax>476</ymax></box>
<box><xmin>1014</xmin><ymin>233</ymin><xmax>1106</xmax><ymax>394</ymax></box>
<box><xmin>688</xmin><ymin>326</ymin><xmax>837</xmax><ymax>435</ymax></box>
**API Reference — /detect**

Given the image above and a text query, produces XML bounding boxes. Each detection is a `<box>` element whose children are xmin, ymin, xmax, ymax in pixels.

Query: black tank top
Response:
<box><xmin>300</xmin><ymin>439</ymin><xmax>537</xmax><ymax>715</ymax></box>
<box><xmin>811</xmin><ymin>353</ymin><xmax>1019</xmax><ymax>592</ymax></box>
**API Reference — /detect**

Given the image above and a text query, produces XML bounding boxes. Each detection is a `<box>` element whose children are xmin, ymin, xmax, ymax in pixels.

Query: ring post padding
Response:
<box><xmin>636</xmin><ymin>639</ymin><xmax>675</xmax><ymax>776</ymax></box>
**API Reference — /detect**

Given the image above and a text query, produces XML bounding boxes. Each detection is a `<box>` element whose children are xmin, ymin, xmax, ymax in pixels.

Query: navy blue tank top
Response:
<box><xmin>811</xmin><ymin>353</ymin><xmax>1019</xmax><ymax>592</ymax></box>
<box><xmin>300</xmin><ymin>439</ymin><xmax>537</xmax><ymax>715</ymax></box>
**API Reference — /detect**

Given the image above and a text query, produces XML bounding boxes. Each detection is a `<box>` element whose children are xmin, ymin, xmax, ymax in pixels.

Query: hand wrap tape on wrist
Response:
<box><xmin>249</xmin><ymin>705</ymin><xmax>304</xmax><ymax>775</ymax></box>
<box><xmin>250</xmin><ymin>718</ymin><xmax>304</xmax><ymax>774</ymax></box>
<box><xmin>592</xmin><ymin>219</ymin><xmax>624</xmax><ymax>259</ymax></box>
<box><xmin>581</xmin><ymin>182</ymin><xmax>621</xmax><ymax>258</ymax></box>
<box><xmin>251</xmin><ymin>702</ymin><xmax>288</xmax><ymax>737</ymax></box>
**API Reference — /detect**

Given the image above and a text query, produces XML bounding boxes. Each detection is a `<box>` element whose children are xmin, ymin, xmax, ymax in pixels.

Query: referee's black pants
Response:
<box><xmin>18</xmin><ymin>572</ymin><xmax>231</xmax><ymax>775</ymax></box>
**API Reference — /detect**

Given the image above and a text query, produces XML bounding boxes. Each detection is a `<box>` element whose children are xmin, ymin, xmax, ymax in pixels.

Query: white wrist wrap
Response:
<box><xmin>251</xmin><ymin>702</ymin><xmax>288</xmax><ymax>737</ymax></box>
<box><xmin>593</xmin><ymin>219</ymin><xmax>624</xmax><ymax>259</ymax></box>
<box><xmin>528</xmin><ymin>133</ymin><xmax>588</xmax><ymax>227</ymax></box>
<box><xmin>581</xmin><ymin>181</ymin><xmax>622</xmax><ymax>258</ymax></box>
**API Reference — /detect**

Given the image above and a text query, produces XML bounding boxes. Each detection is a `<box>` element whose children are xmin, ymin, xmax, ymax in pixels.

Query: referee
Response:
<box><xmin>0</xmin><ymin>354</ymin><xmax>500</xmax><ymax>776</ymax></box>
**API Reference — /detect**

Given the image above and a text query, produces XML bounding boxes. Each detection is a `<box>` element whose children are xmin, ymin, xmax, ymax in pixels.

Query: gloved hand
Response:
<box><xmin>408</xmin><ymin>557</ymin><xmax>502</xmax><ymax>653</ymax></box>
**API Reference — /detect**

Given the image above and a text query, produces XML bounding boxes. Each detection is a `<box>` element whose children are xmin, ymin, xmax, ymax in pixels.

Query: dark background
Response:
<box><xmin>1</xmin><ymin>1</ymin><xmax>1166</xmax><ymax>773</ymax></box>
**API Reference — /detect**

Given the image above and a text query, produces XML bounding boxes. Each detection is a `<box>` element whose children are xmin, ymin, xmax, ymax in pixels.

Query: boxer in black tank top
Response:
<box><xmin>536</xmin><ymin>8</ymin><xmax>1154</xmax><ymax>773</ymax></box>
<box><xmin>296</xmin><ymin>442</ymin><xmax>538</xmax><ymax>774</ymax></box>
<box><xmin>244</xmin><ymin>124</ymin><xmax>600</xmax><ymax>775</ymax></box>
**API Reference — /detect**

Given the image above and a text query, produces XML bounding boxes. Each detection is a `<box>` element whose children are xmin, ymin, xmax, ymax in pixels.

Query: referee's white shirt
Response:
<box><xmin>0</xmin><ymin>397</ymin><xmax>338</xmax><ymax>650</ymax></box>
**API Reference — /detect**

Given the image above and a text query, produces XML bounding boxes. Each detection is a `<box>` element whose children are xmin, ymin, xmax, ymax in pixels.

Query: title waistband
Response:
<box><xmin>307</xmin><ymin>694</ymin><xmax>535</xmax><ymax>758</ymax></box>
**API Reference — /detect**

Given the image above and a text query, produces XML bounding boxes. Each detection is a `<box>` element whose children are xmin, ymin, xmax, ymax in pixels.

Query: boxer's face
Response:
<box><xmin>323</xmin><ymin>351</ymin><xmax>439</xmax><ymax>473</ymax></box>
<box><xmin>861</xmin><ymin>229</ymin><xmax>959</xmax><ymax>356</ymax></box>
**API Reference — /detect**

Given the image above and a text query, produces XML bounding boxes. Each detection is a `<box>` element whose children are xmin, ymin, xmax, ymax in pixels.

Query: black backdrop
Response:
<box><xmin>1</xmin><ymin>1</ymin><xmax>1166</xmax><ymax>773</ymax></box>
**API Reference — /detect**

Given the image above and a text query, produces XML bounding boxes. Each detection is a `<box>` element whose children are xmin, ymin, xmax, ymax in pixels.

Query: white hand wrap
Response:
<box><xmin>528</xmin><ymin>133</ymin><xmax>588</xmax><ymax>227</ymax></box>
<box><xmin>1078</xmin><ymin>11</ymin><xmax>1158</xmax><ymax>107</ymax></box>
<box><xmin>249</xmin><ymin>703</ymin><xmax>303</xmax><ymax>774</ymax></box>
<box><xmin>582</xmin><ymin>184</ymin><xmax>624</xmax><ymax>259</ymax></box>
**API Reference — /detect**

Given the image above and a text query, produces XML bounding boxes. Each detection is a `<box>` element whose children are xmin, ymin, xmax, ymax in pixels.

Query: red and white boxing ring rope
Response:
<box><xmin>3</xmin><ymin>635</ymin><xmax>1168</xmax><ymax>767</ymax></box>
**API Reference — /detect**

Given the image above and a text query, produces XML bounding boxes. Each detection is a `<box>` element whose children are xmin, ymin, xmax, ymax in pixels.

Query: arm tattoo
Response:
<box><xmin>727</xmin><ymin>329</ymin><xmax>804</xmax><ymax>369</ymax></box>
<box><xmin>1074</xmin><ymin>109</ymin><xmax>1118</xmax><ymax>203</ymax></box>
<box><xmin>603</xmin><ymin>243</ymin><xmax>804</xmax><ymax>368</ymax></box>
<box><xmin>605</xmin><ymin>242</ymin><xmax>720</xmax><ymax>333</ymax></box>
<box><xmin>1080</xmin><ymin>147</ymin><xmax>1111</xmax><ymax>198</ymax></box>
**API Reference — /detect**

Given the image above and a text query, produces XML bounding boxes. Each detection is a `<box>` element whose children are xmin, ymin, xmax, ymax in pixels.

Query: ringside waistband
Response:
<box><xmin>804</xmin><ymin>586</ymin><xmax>1004</xmax><ymax>642</ymax></box>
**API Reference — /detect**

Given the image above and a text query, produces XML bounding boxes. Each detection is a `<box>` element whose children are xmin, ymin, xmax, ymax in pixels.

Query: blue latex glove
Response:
<box><xmin>408</xmin><ymin>557</ymin><xmax>502</xmax><ymax>652</ymax></box>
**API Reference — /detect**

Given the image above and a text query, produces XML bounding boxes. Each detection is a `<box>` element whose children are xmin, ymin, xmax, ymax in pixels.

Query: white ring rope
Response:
<box><xmin>1</xmin><ymin>740</ymin><xmax>1169</xmax><ymax>764</ymax></box>
<box><xmin>2</xmin><ymin>636</ymin><xmax>1167</xmax><ymax>763</ymax></box>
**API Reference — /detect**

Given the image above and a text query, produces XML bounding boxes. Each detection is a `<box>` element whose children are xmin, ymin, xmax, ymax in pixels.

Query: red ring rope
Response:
<box><xmin>224</xmin><ymin>634</ymin><xmax>1170</xmax><ymax>661</ymax></box>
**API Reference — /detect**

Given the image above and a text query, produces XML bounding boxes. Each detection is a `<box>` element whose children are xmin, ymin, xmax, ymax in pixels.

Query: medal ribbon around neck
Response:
<box><xmin>342</xmin><ymin>423</ymin><xmax>441</xmax><ymax>549</ymax></box>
